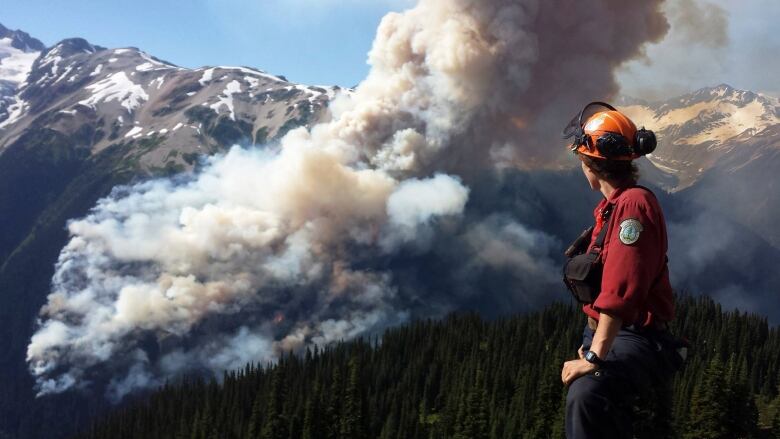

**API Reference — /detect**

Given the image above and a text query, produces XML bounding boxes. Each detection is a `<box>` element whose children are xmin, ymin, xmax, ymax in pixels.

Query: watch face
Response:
<box><xmin>585</xmin><ymin>351</ymin><xmax>599</xmax><ymax>364</ymax></box>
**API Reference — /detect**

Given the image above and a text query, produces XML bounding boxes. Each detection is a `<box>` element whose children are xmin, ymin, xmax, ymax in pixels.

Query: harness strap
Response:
<box><xmin>589</xmin><ymin>204</ymin><xmax>613</xmax><ymax>255</ymax></box>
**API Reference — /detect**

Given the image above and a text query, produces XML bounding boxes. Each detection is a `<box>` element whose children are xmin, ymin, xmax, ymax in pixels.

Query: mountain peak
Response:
<box><xmin>49</xmin><ymin>38</ymin><xmax>106</xmax><ymax>57</ymax></box>
<box><xmin>0</xmin><ymin>22</ymin><xmax>45</xmax><ymax>52</ymax></box>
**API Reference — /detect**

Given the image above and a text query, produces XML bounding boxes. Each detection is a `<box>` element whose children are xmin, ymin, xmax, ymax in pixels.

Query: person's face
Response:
<box><xmin>581</xmin><ymin>159</ymin><xmax>600</xmax><ymax>191</ymax></box>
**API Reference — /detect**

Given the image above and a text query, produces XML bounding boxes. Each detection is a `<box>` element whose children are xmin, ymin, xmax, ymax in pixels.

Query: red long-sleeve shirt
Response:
<box><xmin>583</xmin><ymin>186</ymin><xmax>675</xmax><ymax>327</ymax></box>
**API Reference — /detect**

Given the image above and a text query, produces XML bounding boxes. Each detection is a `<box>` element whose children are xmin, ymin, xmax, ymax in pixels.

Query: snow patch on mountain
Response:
<box><xmin>619</xmin><ymin>85</ymin><xmax>780</xmax><ymax>190</ymax></box>
<box><xmin>622</xmin><ymin>87</ymin><xmax>778</xmax><ymax>148</ymax></box>
<box><xmin>0</xmin><ymin>97</ymin><xmax>27</xmax><ymax>128</ymax></box>
<box><xmin>0</xmin><ymin>37</ymin><xmax>40</xmax><ymax>84</ymax></box>
<box><xmin>79</xmin><ymin>71</ymin><xmax>149</xmax><ymax>113</ymax></box>
<box><xmin>39</xmin><ymin>48</ymin><xmax>64</xmax><ymax>76</ymax></box>
<box><xmin>89</xmin><ymin>64</ymin><xmax>103</xmax><ymax>76</ymax></box>
<box><xmin>124</xmin><ymin>126</ymin><xmax>143</xmax><ymax>138</ymax></box>
<box><xmin>218</xmin><ymin>66</ymin><xmax>286</xmax><ymax>83</ymax></box>
<box><xmin>136</xmin><ymin>51</ymin><xmax>175</xmax><ymax>72</ymax></box>
<box><xmin>210</xmin><ymin>80</ymin><xmax>242</xmax><ymax>120</ymax></box>
<box><xmin>199</xmin><ymin>68</ymin><xmax>215</xmax><ymax>86</ymax></box>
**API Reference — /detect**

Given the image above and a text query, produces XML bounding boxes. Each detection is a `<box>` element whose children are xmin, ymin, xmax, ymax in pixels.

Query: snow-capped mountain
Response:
<box><xmin>0</xmin><ymin>25</ymin><xmax>346</xmax><ymax>439</ymax></box>
<box><xmin>621</xmin><ymin>84</ymin><xmax>780</xmax><ymax>190</ymax></box>
<box><xmin>621</xmin><ymin>84</ymin><xmax>780</xmax><ymax>248</ymax></box>
<box><xmin>0</xmin><ymin>23</ymin><xmax>45</xmax><ymax>123</ymax></box>
<box><xmin>0</xmin><ymin>25</ymin><xmax>342</xmax><ymax>173</ymax></box>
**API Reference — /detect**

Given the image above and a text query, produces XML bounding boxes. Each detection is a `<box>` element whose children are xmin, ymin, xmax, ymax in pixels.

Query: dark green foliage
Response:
<box><xmin>0</xmin><ymin>137</ymin><xmax>142</xmax><ymax>439</ymax></box>
<box><xmin>152</xmin><ymin>82</ymin><xmax>203</xmax><ymax>117</ymax></box>
<box><xmin>685</xmin><ymin>358</ymin><xmax>730</xmax><ymax>439</ymax></box>
<box><xmin>185</xmin><ymin>106</ymin><xmax>218</xmax><ymax>128</ymax></box>
<box><xmin>254</xmin><ymin>127</ymin><xmax>269</xmax><ymax>145</ymax></box>
<box><xmin>211</xmin><ymin>117</ymin><xmax>254</xmax><ymax>146</ymax></box>
<box><xmin>184</xmin><ymin>105</ymin><xmax>254</xmax><ymax>146</ymax></box>
<box><xmin>273</xmin><ymin>102</ymin><xmax>314</xmax><ymax>141</ymax></box>
<box><xmin>72</xmin><ymin>296</ymin><xmax>780</xmax><ymax>439</ymax></box>
<box><xmin>182</xmin><ymin>151</ymin><xmax>201</xmax><ymax>166</ymax></box>
<box><xmin>0</xmin><ymin>127</ymin><xmax>89</xmax><ymax>265</ymax></box>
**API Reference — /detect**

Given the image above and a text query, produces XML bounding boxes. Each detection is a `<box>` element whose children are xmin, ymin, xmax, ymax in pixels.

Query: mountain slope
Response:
<box><xmin>0</xmin><ymin>23</ymin><xmax>342</xmax><ymax>439</ymax></box>
<box><xmin>0</xmin><ymin>36</ymin><xmax>340</xmax><ymax>170</ymax></box>
<box><xmin>0</xmin><ymin>23</ymin><xmax>45</xmax><ymax>123</ymax></box>
<box><xmin>621</xmin><ymin>84</ymin><xmax>780</xmax><ymax>191</ymax></box>
<box><xmin>621</xmin><ymin>85</ymin><xmax>780</xmax><ymax>248</ymax></box>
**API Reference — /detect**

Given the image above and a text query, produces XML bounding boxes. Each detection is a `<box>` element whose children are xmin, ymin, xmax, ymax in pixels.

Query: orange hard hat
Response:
<box><xmin>563</xmin><ymin>102</ymin><xmax>657</xmax><ymax>160</ymax></box>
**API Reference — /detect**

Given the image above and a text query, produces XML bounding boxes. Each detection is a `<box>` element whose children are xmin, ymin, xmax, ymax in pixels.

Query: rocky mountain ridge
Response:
<box><xmin>0</xmin><ymin>26</ymin><xmax>343</xmax><ymax>173</ymax></box>
<box><xmin>621</xmin><ymin>84</ymin><xmax>780</xmax><ymax>190</ymax></box>
<box><xmin>0</xmin><ymin>23</ymin><xmax>45</xmax><ymax>123</ymax></box>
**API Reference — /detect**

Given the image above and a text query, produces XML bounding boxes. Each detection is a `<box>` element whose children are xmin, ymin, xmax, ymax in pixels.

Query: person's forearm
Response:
<box><xmin>589</xmin><ymin>312</ymin><xmax>622</xmax><ymax>360</ymax></box>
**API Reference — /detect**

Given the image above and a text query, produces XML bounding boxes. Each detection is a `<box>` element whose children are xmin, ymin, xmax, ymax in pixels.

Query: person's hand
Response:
<box><xmin>561</xmin><ymin>358</ymin><xmax>598</xmax><ymax>386</ymax></box>
<box><xmin>577</xmin><ymin>345</ymin><xmax>585</xmax><ymax>359</ymax></box>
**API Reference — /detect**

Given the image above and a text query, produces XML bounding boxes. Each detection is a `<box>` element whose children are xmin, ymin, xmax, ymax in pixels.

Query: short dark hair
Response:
<box><xmin>579</xmin><ymin>154</ymin><xmax>639</xmax><ymax>185</ymax></box>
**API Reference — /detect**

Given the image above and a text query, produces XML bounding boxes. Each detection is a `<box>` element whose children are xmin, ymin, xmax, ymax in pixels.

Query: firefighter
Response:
<box><xmin>560</xmin><ymin>102</ymin><xmax>677</xmax><ymax>438</ymax></box>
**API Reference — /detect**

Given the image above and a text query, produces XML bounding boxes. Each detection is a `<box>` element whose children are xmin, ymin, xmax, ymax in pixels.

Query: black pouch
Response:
<box><xmin>563</xmin><ymin>253</ymin><xmax>603</xmax><ymax>304</ymax></box>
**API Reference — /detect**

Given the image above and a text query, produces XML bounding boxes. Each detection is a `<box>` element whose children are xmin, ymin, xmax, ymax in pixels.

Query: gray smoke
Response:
<box><xmin>27</xmin><ymin>0</ymin><xmax>668</xmax><ymax>399</ymax></box>
<box><xmin>617</xmin><ymin>0</ymin><xmax>731</xmax><ymax>100</ymax></box>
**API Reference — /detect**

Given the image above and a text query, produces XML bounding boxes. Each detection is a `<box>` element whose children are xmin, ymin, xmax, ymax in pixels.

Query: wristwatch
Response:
<box><xmin>584</xmin><ymin>351</ymin><xmax>606</xmax><ymax>368</ymax></box>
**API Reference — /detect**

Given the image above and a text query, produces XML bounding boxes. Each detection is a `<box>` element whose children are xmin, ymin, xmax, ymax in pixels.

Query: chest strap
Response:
<box><xmin>590</xmin><ymin>204</ymin><xmax>613</xmax><ymax>255</ymax></box>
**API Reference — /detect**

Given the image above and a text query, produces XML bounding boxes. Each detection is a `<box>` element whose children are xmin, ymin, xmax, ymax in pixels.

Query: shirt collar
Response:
<box><xmin>604</xmin><ymin>185</ymin><xmax>632</xmax><ymax>205</ymax></box>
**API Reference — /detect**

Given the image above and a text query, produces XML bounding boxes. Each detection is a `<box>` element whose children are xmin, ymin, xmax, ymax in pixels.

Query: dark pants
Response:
<box><xmin>565</xmin><ymin>325</ymin><xmax>675</xmax><ymax>439</ymax></box>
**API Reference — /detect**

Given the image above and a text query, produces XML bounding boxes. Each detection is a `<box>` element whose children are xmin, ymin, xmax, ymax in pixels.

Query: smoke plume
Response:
<box><xmin>27</xmin><ymin>0</ymin><xmax>668</xmax><ymax>398</ymax></box>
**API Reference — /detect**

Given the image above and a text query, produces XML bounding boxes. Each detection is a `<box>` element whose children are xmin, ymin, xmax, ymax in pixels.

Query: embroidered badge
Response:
<box><xmin>619</xmin><ymin>218</ymin><xmax>643</xmax><ymax>245</ymax></box>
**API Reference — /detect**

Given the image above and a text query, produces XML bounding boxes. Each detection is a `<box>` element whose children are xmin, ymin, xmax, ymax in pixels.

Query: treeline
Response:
<box><xmin>75</xmin><ymin>296</ymin><xmax>780</xmax><ymax>439</ymax></box>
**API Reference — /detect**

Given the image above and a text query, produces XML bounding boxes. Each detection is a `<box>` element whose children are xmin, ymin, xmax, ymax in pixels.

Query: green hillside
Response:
<box><xmin>75</xmin><ymin>295</ymin><xmax>780</xmax><ymax>439</ymax></box>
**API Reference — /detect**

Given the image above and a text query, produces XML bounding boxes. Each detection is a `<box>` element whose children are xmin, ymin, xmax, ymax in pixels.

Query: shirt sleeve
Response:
<box><xmin>592</xmin><ymin>199</ymin><xmax>663</xmax><ymax>324</ymax></box>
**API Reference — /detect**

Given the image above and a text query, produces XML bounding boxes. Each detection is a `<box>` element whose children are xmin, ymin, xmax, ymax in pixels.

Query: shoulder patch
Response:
<box><xmin>618</xmin><ymin>218</ymin><xmax>643</xmax><ymax>245</ymax></box>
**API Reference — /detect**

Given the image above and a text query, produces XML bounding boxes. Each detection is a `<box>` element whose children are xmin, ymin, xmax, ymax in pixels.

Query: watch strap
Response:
<box><xmin>585</xmin><ymin>350</ymin><xmax>606</xmax><ymax>367</ymax></box>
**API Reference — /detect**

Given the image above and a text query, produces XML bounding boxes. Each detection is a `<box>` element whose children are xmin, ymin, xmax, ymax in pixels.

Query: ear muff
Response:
<box><xmin>634</xmin><ymin>128</ymin><xmax>657</xmax><ymax>155</ymax></box>
<box><xmin>564</xmin><ymin>102</ymin><xmax>657</xmax><ymax>159</ymax></box>
<box><xmin>595</xmin><ymin>132</ymin><xmax>634</xmax><ymax>158</ymax></box>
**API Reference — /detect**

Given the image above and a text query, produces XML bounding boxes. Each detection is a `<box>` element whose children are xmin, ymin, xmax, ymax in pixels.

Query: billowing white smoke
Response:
<box><xmin>27</xmin><ymin>0</ymin><xmax>668</xmax><ymax>398</ymax></box>
<box><xmin>27</xmin><ymin>144</ymin><xmax>467</xmax><ymax>397</ymax></box>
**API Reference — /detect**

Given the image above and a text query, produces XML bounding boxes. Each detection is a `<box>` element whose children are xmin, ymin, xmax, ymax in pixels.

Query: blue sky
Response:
<box><xmin>2</xmin><ymin>0</ymin><xmax>411</xmax><ymax>87</ymax></box>
<box><xmin>2</xmin><ymin>0</ymin><xmax>778</xmax><ymax>98</ymax></box>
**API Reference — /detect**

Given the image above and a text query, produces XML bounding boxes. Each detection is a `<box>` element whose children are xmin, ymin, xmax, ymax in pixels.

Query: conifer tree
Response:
<box><xmin>70</xmin><ymin>297</ymin><xmax>780</xmax><ymax>439</ymax></box>
<box><xmin>725</xmin><ymin>355</ymin><xmax>758</xmax><ymax>437</ymax></box>
<box><xmin>260</xmin><ymin>369</ymin><xmax>286</xmax><ymax>439</ymax></box>
<box><xmin>685</xmin><ymin>357</ymin><xmax>730</xmax><ymax>439</ymax></box>
<box><xmin>325</xmin><ymin>366</ymin><xmax>343</xmax><ymax>439</ymax></box>
<box><xmin>341</xmin><ymin>355</ymin><xmax>364</xmax><ymax>439</ymax></box>
<box><xmin>458</xmin><ymin>367</ymin><xmax>489</xmax><ymax>439</ymax></box>
<box><xmin>771</xmin><ymin>386</ymin><xmax>780</xmax><ymax>439</ymax></box>
<box><xmin>247</xmin><ymin>391</ymin><xmax>264</xmax><ymax>438</ymax></box>
<box><xmin>301</xmin><ymin>377</ymin><xmax>321</xmax><ymax>439</ymax></box>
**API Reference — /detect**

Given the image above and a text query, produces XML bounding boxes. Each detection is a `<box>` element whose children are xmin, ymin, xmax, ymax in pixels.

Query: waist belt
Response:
<box><xmin>587</xmin><ymin>316</ymin><xmax>669</xmax><ymax>333</ymax></box>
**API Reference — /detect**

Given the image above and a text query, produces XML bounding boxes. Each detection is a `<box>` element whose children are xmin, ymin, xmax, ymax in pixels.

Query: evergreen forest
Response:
<box><xmin>75</xmin><ymin>296</ymin><xmax>780</xmax><ymax>439</ymax></box>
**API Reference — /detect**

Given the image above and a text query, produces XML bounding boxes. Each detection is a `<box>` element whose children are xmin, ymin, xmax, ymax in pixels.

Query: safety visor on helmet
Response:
<box><xmin>562</xmin><ymin>102</ymin><xmax>618</xmax><ymax>153</ymax></box>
